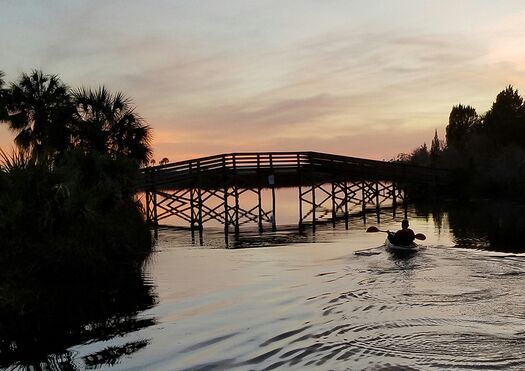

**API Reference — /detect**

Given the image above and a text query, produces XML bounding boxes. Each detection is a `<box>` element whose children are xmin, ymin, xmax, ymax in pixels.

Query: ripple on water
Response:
<box><xmin>137</xmin><ymin>232</ymin><xmax>525</xmax><ymax>371</ymax></box>
<box><xmin>243</xmin><ymin>317</ymin><xmax>525</xmax><ymax>370</ymax></box>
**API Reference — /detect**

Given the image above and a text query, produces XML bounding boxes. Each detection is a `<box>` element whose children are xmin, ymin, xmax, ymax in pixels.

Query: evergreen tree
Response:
<box><xmin>445</xmin><ymin>104</ymin><xmax>479</xmax><ymax>150</ymax></box>
<box><xmin>409</xmin><ymin>143</ymin><xmax>430</xmax><ymax>166</ymax></box>
<box><xmin>483</xmin><ymin>85</ymin><xmax>525</xmax><ymax>148</ymax></box>
<box><xmin>430</xmin><ymin>129</ymin><xmax>442</xmax><ymax>165</ymax></box>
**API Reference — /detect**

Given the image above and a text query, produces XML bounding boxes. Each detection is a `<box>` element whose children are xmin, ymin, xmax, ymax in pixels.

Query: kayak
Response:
<box><xmin>354</xmin><ymin>240</ymin><xmax>422</xmax><ymax>256</ymax></box>
<box><xmin>384</xmin><ymin>239</ymin><xmax>419</xmax><ymax>252</ymax></box>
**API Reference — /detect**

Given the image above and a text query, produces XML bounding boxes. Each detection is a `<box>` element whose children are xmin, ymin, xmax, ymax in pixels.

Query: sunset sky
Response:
<box><xmin>2</xmin><ymin>1</ymin><xmax>525</xmax><ymax>161</ymax></box>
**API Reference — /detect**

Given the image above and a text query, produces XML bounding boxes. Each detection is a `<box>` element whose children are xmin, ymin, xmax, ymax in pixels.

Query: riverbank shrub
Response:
<box><xmin>0</xmin><ymin>149</ymin><xmax>152</xmax><ymax>285</ymax></box>
<box><xmin>0</xmin><ymin>146</ymin><xmax>154</xmax><ymax>367</ymax></box>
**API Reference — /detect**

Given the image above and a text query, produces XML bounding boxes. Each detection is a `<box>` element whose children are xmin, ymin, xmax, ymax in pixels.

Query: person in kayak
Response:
<box><xmin>387</xmin><ymin>219</ymin><xmax>415</xmax><ymax>246</ymax></box>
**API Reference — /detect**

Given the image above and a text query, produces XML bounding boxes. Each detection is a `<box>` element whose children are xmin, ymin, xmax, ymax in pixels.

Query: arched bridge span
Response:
<box><xmin>135</xmin><ymin>152</ymin><xmax>449</xmax><ymax>232</ymax></box>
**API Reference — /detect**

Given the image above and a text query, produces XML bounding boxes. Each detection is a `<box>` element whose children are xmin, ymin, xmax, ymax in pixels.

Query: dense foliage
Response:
<box><xmin>0</xmin><ymin>70</ymin><xmax>153</xmax><ymax>283</ymax></box>
<box><xmin>1</xmin><ymin>70</ymin><xmax>152</xmax><ymax>166</ymax></box>
<box><xmin>0</xmin><ymin>70</ymin><xmax>155</xmax><ymax>366</ymax></box>
<box><xmin>398</xmin><ymin>86</ymin><xmax>525</xmax><ymax>197</ymax></box>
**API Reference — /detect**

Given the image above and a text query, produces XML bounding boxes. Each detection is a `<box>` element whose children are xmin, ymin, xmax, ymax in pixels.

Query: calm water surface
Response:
<box><xmin>5</xmin><ymin>204</ymin><xmax>525</xmax><ymax>370</ymax></box>
<box><xmin>59</xmin><ymin>205</ymin><xmax>525</xmax><ymax>371</ymax></box>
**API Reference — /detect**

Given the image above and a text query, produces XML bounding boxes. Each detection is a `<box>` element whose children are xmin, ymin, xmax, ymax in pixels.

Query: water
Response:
<box><xmin>4</xmin><ymin>203</ymin><xmax>525</xmax><ymax>370</ymax></box>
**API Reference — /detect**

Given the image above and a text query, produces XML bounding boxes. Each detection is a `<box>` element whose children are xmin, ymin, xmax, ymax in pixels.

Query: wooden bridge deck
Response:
<box><xmin>135</xmin><ymin>151</ymin><xmax>449</xmax><ymax>192</ymax></box>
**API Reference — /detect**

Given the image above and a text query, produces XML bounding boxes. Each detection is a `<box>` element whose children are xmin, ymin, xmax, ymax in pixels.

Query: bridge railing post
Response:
<box><xmin>152</xmin><ymin>185</ymin><xmax>158</xmax><ymax>238</ymax></box>
<box><xmin>392</xmin><ymin>183</ymin><xmax>397</xmax><ymax>216</ymax></box>
<box><xmin>331</xmin><ymin>182</ymin><xmax>336</xmax><ymax>227</ymax></box>
<box><xmin>311</xmin><ymin>183</ymin><xmax>316</xmax><ymax>232</ymax></box>
<box><xmin>361</xmin><ymin>180</ymin><xmax>366</xmax><ymax>214</ymax></box>
<box><xmin>222</xmin><ymin>155</ymin><xmax>229</xmax><ymax>233</ymax></box>
<box><xmin>375</xmin><ymin>181</ymin><xmax>380</xmax><ymax>213</ymax></box>
<box><xmin>233</xmin><ymin>154</ymin><xmax>239</xmax><ymax>233</ymax></box>
<box><xmin>344</xmin><ymin>181</ymin><xmax>349</xmax><ymax>229</ymax></box>
<box><xmin>270</xmin><ymin>153</ymin><xmax>276</xmax><ymax>231</ymax></box>
<box><xmin>189</xmin><ymin>161</ymin><xmax>195</xmax><ymax>231</ymax></box>
<box><xmin>257</xmin><ymin>154</ymin><xmax>263</xmax><ymax>232</ymax></box>
<box><xmin>145</xmin><ymin>189</ymin><xmax>151</xmax><ymax>224</ymax></box>
<box><xmin>297</xmin><ymin>154</ymin><xmax>303</xmax><ymax>230</ymax></box>
<box><xmin>197</xmin><ymin>160</ymin><xmax>203</xmax><ymax>230</ymax></box>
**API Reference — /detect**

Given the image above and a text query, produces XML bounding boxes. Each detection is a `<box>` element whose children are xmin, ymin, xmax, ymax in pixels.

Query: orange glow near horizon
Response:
<box><xmin>2</xmin><ymin>2</ymin><xmax>525</xmax><ymax>163</ymax></box>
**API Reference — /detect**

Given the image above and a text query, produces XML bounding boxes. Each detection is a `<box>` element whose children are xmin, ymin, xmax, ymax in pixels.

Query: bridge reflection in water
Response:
<box><xmin>135</xmin><ymin>152</ymin><xmax>448</xmax><ymax>235</ymax></box>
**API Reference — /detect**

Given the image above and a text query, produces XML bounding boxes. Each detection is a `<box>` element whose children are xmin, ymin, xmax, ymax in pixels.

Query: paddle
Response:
<box><xmin>366</xmin><ymin>226</ymin><xmax>426</xmax><ymax>241</ymax></box>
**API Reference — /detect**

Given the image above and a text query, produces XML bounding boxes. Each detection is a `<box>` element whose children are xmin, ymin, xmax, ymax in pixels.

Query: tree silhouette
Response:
<box><xmin>483</xmin><ymin>85</ymin><xmax>525</xmax><ymax>148</ymax></box>
<box><xmin>401</xmin><ymin>85</ymin><xmax>525</xmax><ymax>196</ymax></box>
<box><xmin>410</xmin><ymin>143</ymin><xmax>430</xmax><ymax>166</ymax></box>
<box><xmin>446</xmin><ymin>104</ymin><xmax>479</xmax><ymax>150</ymax></box>
<box><xmin>430</xmin><ymin>129</ymin><xmax>442</xmax><ymax>165</ymax></box>
<box><xmin>0</xmin><ymin>71</ymin><xmax>7</xmax><ymax>121</ymax></box>
<box><xmin>3</xmin><ymin>70</ymin><xmax>73</xmax><ymax>164</ymax></box>
<box><xmin>72</xmin><ymin>86</ymin><xmax>152</xmax><ymax>166</ymax></box>
<box><xmin>159</xmin><ymin>157</ymin><xmax>169</xmax><ymax>165</ymax></box>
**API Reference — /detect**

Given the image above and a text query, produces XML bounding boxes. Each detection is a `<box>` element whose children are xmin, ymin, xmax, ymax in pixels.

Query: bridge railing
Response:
<box><xmin>135</xmin><ymin>152</ymin><xmax>312</xmax><ymax>190</ymax></box>
<box><xmin>135</xmin><ymin>151</ymin><xmax>449</xmax><ymax>191</ymax></box>
<box><xmin>307</xmin><ymin>152</ymin><xmax>448</xmax><ymax>183</ymax></box>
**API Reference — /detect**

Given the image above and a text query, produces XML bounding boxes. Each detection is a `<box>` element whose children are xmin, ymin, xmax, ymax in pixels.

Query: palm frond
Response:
<box><xmin>0</xmin><ymin>147</ymin><xmax>32</xmax><ymax>172</ymax></box>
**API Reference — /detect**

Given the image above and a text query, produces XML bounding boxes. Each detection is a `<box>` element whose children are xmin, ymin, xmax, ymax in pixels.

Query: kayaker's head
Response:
<box><xmin>401</xmin><ymin>219</ymin><xmax>409</xmax><ymax>229</ymax></box>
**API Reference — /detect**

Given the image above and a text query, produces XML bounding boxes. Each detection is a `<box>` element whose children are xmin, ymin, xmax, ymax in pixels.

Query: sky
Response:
<box><xmin>2</xmin><ymin>0</ymin><xmax>525</xmax><ymax>162</ymax></box>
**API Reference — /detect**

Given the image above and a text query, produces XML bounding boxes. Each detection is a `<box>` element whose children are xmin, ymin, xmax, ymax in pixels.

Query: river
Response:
<box><xmin>4</xmin><ymin>202</ymin><xmax>525</xmax><ymax>370</ymax></box>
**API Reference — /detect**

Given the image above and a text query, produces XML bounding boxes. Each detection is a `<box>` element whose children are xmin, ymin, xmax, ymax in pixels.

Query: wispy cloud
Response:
<box><xmin>2</xmin><ymin>2</ymin><xmax>525</xmax><ymax>159</ymax></box>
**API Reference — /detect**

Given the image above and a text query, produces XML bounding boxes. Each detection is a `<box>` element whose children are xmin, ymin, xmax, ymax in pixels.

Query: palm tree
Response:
<box><xmin>72</xmin><ymin>86</ymin><xmax>152</xmax><ymax>166</ymax></box>
<box><xmin>0</xmin><ymin>71</ymin><xmax>7</xmax><ymax>122</ymax></box>
<box><xmin>4</xmin><ymin>70</ymin><xmax>73</xmax><ymax>164</ymax></box>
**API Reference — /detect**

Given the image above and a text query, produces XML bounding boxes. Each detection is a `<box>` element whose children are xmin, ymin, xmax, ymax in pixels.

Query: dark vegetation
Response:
<box><xmin>0</xmin><ymin>70</ymin><xmax>153</xmax><ymax>279</ymax></box>
<box><xmin>0</xmin><ymin>271</ymin><xmax>156</xmax><ymax>369</ymax></box>
<box><xmin>397</xmin><ymin>86</ymin><xmax>525</xmax><ymax>198</ymax></box>
<box><xmin>414</xmin><ymin>199</ymin><xmax>525</xmax><ymax>253</ymax></box>
<box><xmin>0</xmin><ymin>70</ymin><xmax>155</xmax><ymax>366</ymax></box>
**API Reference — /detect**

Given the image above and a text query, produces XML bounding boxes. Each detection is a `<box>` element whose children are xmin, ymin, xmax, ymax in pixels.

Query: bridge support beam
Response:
<box><xmin>147</xmin><ymin>185</ymin><xmax>275</xmax><ymax>233</ymax></box>
<box><xmin>298</xmin><ymin>180</ymin><xmax>404</xmax><ymax>228</ymax></box>
<box><xmin>144</xmin><ymin>180</ymin><xmax>404</xmax><ymax>234</ymax></box>
<box><xmin>299</xmin><ymin>181</ymin><xmax>358</xmax><ymax>228</ymax></box>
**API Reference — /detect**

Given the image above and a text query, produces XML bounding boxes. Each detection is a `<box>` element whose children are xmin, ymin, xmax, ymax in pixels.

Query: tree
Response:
<box><xmin>72</xmin><ymin>86</ymin><xmax>152</xmax><ymax>166</ymax></box>
<box><xmin>159</xmin><ymin>157</ymin><xmax>169</xmax><ymax>165</ymax></box>
<box><xmin>483</xmin><ymin>86</ymin><xmax>525</xmax><ymax>148</ymax></box>
<box><xmin>445</xmin><ymin>104</ymin><xmax>479</xmax><ymax>150</ymax></box>
<box><xmin>430</xmin><ymin>129</ymin><xmax>443</xmax><ymax>165</ymax></box>
<box><xmin>0</xmin><ymin>71</ymin><xmax>7</xmax><ymax>121</ymax></box>
<box><xmin>4</xmin><ymin>70</ymin><xmax>73</xmax><ymax>164</ymax></box>
<box><xmin>409</xmin><ymin>143</ymin><xmax>430</xmax><ymax>166</ymax></box>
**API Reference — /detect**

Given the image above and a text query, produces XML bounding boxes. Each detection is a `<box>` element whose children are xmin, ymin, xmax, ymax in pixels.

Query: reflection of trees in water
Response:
<box><xmin>0</xmin><ymin>269</ymin><xmax>157</xmax><ymax>369</ymax></box>
<box><xmin>417</xmin><ymin>200</ymin><xmax>525</xmax><ymax>253</ymax></box>
<box><xmin>84</xmin><ymin>340</ymin><xmax>149</xmax><ymax>369</ymax></box>
<box><xmin>413</xmin><ymin>201</ymin><xmax>445</xmax><ymax>232</ymax></box>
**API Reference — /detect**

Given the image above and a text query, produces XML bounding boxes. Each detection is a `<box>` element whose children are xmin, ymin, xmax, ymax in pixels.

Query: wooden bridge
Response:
<box><xmin>135</xmin><ymin>151</ymin><xmax>449</xmax><ymax>233</ymax></box>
